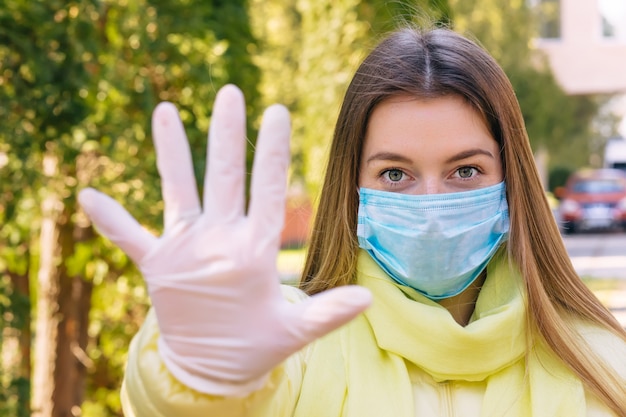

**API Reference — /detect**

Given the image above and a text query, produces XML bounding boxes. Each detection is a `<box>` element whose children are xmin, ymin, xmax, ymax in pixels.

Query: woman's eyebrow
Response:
<box><xmin>445</xmin><ymin>148</ymin><xmax>495</xmax><ymax>163</ymax></box>
<box><xmin>365</xmin><ymin>152</ymin><xmax>413</xmax><ymax>164</ymax></box>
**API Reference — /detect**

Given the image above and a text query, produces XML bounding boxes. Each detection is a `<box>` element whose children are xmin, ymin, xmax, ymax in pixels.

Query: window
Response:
<box><xmin>529</xmin><ymin>0</ymin><xmax>562</xmax><ymax>39</ymax></box>
<box><xmin>599</xmin><ymin>0</ymin><xmax>626</xmax><ymax>39</ymax></box>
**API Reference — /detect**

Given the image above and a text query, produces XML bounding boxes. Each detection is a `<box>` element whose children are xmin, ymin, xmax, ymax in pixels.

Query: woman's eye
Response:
<box><xmin>457</xmin><ymin>167</ymin><xmax>477</xmax><ymax>179</ymax></box>
<box><xmin>384</xmin><ymin>169</ymin><xmax>404</xmax><ymax>182</ymax></box>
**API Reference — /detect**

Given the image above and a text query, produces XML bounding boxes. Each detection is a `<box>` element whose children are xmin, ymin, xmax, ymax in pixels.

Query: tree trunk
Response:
<box><xmin>5</xmin><ymin>267</ymin><xmax>32</xmax><ymax>416</ymax></box>
<box><xmin>52</xmin><ymin>213</ymin><xmax>93</xmax><ymax>417</ymax></box>
<box><xmin>32</xmin><ymin>152</ymin><xmax>95</xmax><ymax>417</ymax></box>
<box><xmin>31</xmin><ymin>185</ymin><xmax>62</xmax><ymax>417</ymax></box>
<box><xmin>10</xmin><ymin>269</ymin><xmax>32</xmax><ymax>382</ymax></box>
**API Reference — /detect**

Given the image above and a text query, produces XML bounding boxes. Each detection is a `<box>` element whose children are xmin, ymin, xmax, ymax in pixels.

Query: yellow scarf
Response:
<box><xmin>294</xmin><ymin>249</ymin><xmax>586</xmax><ymax>416</ymax></box>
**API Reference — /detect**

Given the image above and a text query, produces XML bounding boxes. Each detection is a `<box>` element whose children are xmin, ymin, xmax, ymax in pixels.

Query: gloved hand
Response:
<box><xmin>78</xmin><ymin>84</ymin><xmax>372</xmax><ymax>397</ymax></box>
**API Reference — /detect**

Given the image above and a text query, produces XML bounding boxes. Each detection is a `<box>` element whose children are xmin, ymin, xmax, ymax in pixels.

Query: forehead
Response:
<box><xmin>362</xmin><ymin>95</ymin><xmax>497</xmax><ymax>158</ymax></box>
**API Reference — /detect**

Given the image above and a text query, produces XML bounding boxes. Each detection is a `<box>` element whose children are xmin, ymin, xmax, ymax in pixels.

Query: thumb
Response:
<box><xmin>289</xmin><ymin>286</ymin><xmax>372</xmax><ymax>344</ymax></box>
<box><xmin>78</xmin><ymin>188</ymin><xmax>156</xmax><ymax>262</ymax></box>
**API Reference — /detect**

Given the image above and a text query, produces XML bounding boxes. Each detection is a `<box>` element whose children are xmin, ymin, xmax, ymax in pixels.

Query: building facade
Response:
<box><xmin>532</xmin><ymin>0</ymin><xmax>626</xmax><ymax>135</ymax></box>
<box><xmin>533</xmin><ymin>0</ymin><xmax>626</xmax><ymax>94</ymax></box>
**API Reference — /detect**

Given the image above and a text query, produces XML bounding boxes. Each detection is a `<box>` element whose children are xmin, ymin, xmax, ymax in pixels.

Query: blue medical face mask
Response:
<box><xmin>357</xmin><ymin>182</ymin><xmax>509</xmax><ymax>300</ymax></box>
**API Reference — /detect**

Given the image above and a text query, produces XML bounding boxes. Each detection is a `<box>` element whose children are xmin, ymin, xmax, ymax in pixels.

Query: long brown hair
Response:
<box><xmin>299</xmin><ymin>26</ymin><xmax>626</xmax><ymax>413</ymax></box>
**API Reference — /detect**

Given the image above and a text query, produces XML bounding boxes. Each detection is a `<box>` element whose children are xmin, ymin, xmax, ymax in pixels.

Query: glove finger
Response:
<box><xmin>152</xmin><ymin>102</ymin><xmax>202</xmax><ymax>231</ymax></box>
<box><xmin>247</xmin><ymin>104</ymin><xmax>291</xmax><ymax>241</ymax></box>
<box><xmin>78</xmin><ymin>188</ymin><xmax>156</xmax><ymax>263</ymax></box>
<box><xmin>203</xmin><ymin>84</ymin><xmax>246</xmax><ymax>222</ymax></box>
<box><xmin>287</xmin><ymin>286</ymin><xmax>372</xmax><ymax>346</ymax></box>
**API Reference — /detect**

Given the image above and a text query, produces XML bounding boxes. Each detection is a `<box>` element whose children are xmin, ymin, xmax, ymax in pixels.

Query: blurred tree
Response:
<box><xmin>549</xmin><ymin>165</ymin><xmax>574</xmax><ymax>192</ymax></box>
<box><xmin>0</xmin><ymin>1</ymin><xmax>97</xmax><ymax>415</ymax></box>
<box><xmin>0</xmin><ymin>0</ymin><xmax>259</xmax><ymax>416</ymax></box>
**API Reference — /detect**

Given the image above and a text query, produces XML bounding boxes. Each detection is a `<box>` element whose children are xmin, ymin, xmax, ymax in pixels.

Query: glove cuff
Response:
<box><xmin>156</xmin><ymin>336</ymin><xmax>270</xmax><ymax>397</ymax></box>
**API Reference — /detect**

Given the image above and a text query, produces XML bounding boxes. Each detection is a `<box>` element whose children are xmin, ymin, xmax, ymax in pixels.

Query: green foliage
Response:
<box><xmin>1</xmin><ymin>0</ymin><xmax>260</xmax><ymax>415</ymax></box>
<box><xmin>83</xmin><ymin>270</ymin><xmax>149</xmax><ymax>416</ymax></box>
<box><xmin>0</xmin><ymin>0</ymin><xmax>95</xmax><ymax>151</ymax></box>
<box><xmin>549</xmin><ymin>165</ymin><xmax>574</xmax><ymax>192</ymax></box>
<box><xmin>0</xmin><ymin>375</ymin><xmax>30</xmax><ymax>417</ymax></box>
<box><xmin>0</xmin><ymin>2</ymin><xmax>98</xmax><ymax>415</ymax></box>
<box><xmin>0</xmin><ymin>270</ymin><xmax>31</xmax><ymax>417</ymax></box>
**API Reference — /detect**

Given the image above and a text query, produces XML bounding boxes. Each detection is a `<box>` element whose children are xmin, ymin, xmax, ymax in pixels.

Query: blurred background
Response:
<box><xmin>1</xmin><ymin>0</ymin><xmax>625</xmax><ymax>416</ymax></box>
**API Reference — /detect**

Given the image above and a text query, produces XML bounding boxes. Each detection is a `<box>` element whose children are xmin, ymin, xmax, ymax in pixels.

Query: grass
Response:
<box><xmin>581</xmin><ymin>276</ymin><xmax>626</xmax><ymax>309</ymax></box>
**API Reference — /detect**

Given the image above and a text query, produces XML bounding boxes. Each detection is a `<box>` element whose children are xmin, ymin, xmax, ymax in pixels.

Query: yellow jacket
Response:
<box><xmin>121</xmin><ymin>252</ymin><xmax>626</xmax><ymax>416</ymax></box>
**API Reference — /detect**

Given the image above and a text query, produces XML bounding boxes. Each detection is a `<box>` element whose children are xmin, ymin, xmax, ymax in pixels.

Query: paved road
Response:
<box><xmin>561</xmin><ymin>231</ymin><xmax>626</xmax><ymax>279</ymax></box>
<box><xmin>561</xmin><ymin>231</ymin><xmax>626</xmax><ymax>326</ymax></box>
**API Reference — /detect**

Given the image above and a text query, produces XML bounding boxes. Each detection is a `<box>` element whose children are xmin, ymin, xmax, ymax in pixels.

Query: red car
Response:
<box><xmin>555</xmin><ymin>168</ymin><xmax>626</xmax><ymax>234</ymax></box>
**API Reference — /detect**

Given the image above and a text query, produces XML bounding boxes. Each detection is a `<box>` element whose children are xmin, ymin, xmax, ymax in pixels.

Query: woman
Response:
<box><xmin>80</xmin><ymin>26</ymin><xmax>626</xmax><ymax>416</ymax></box>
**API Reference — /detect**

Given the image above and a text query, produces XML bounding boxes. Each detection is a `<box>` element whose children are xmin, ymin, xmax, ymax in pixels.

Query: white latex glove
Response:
<box><xmin>78</xmin><ymin>85</ymin><xmax>372</xmax><ymax>397</ymax></box>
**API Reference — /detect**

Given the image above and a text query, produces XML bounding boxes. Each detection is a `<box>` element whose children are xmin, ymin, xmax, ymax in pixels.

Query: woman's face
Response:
<box><xmin>359</xmin><ymin>95</ymin><xmax>503</xmax><ymax>194</ymax></box>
